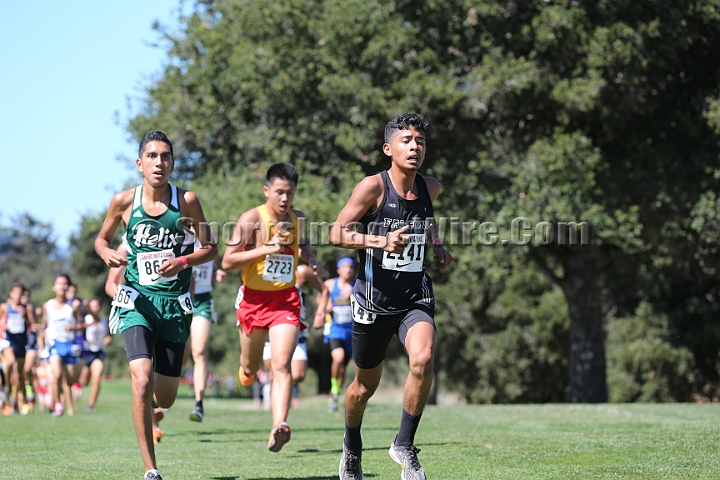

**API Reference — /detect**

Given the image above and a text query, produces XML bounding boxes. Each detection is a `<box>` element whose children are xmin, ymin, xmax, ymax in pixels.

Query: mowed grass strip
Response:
<box><xmin>1</xmin><ymin>380</ymin><xmax>719</xmax><ymax>479</ymax></box>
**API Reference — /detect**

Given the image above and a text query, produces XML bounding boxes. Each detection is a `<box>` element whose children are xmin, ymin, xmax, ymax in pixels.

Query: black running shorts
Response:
<box><xmin>122</xmin><ymin>325</ymin><xmax>185</xmax><ymax>377</ymax></box>
<box><xmin>351</xmin><ymin>303</ymin><xmax>435</xmax><ymax>370</ymax></box>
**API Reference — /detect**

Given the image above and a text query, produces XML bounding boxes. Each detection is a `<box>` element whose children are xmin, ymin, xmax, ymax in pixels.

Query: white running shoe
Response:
<box><xmin>144</xmin><ymin>469</ymin><xmax>162</xmax><ymax>480</ymax></box>
<box><xmin>389</xmin><ymin>441</ymin><xmax>427</xmax><ymax>480</ymax></box>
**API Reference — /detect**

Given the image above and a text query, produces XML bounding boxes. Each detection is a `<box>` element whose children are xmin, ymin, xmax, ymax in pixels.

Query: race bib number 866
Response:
<box><xmin>137</xmin><ymin>250</ymin><xmax>177</xmax><ymax>286</ymax></box>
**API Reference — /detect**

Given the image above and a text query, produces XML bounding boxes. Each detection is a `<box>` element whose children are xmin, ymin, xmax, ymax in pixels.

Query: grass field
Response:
<box><xmin>1</xmin><ymin>380</ymin><xmax>720</xmax><ymax>479</ymax></box>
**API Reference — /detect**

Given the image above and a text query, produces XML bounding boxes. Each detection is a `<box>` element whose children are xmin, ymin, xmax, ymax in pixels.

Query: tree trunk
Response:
<box><xmin>559</xmin><ymin>247</ymin><xmax>608</xmax><ymax>403</ymax></box>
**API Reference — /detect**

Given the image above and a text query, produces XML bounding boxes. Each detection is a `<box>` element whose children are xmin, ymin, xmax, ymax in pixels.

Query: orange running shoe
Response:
<box><xmin>153</xmin><ymin>426</ymin><xmax>163</xmax><ymax>444</ymax></box>
<box><xmin>238</xmin><ymin>366</ymin><xmax>256</xmax><ymax>387</ymax></box>
<box><xmin>267</xmin><ymin>422</ymin><xmax>291</xmax><ymax>452</ymax></box>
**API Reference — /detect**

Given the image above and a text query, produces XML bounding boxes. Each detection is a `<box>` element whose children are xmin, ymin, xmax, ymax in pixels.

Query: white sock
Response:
<box><xmin>144</xmin><ymin>469</ymin><xmax>161</xmax><ymax>479</ymax></box>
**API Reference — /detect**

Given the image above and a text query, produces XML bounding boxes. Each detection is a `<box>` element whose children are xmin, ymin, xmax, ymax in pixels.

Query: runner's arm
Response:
<box><xmin>105</xmin><ymin>244</ymin><xmax>127</xmax><ymax>298</ymax></box>
<box><xmin>40</xmin><ymin>302</ymin><xmax>47</xmax><ymax>332</ymax></box>
<box><xmin>25</xmin><ymin>302</ymin><xmax>37</xmax><ymax>328</ymax></box>
<box><xmin>329</xmin><ymin>176</ymin><xmax>409</xmax><ymax>253</ymax></box>
<box><xmin>423</xmin><ymin>177</ymin><xmax>453</xmax><ymax>269</ymax></box>
<box><xmin>158</xmin><ymin>190</ymin><xmax>218</xmax><ymax>278</ymax></box>
<box><xmin>0</xmin><ymin>303</ymin><xmax>6</xmax><ymax>335</ymax></box>
<box><xmin>222</xmin><ymin>210</ymin><xmax>274</xmax><ymax>271</ymax></box>
<box><xmin>313</xmin><ymin>279</ymin><xmax>331</xmax><ymax>329</ymax></box>
<box><xmin>103</xmin><ymin>330</ymin><xmax>113</xmax><ymax>346</ymax></box>
<box><xmin>69</xmin><ymin>299</ymin><xmax>85</xmax><ymax>331</ymax></box>
<box><xmin>95</xmin><ymin>191</ymin><xmax>132</xmax><ymax>268</ymax></box>
<box><xmin>294</xmin><ymin>209</ymin><xmax>326</xmax><ymax>277</ymax></box>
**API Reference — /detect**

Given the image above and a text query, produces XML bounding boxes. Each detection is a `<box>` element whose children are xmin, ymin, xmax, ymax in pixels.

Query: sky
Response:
<box><xmin>0</xmin><ymin>1</ymin><xmax>189</xmax><ymax>249</ymax></box>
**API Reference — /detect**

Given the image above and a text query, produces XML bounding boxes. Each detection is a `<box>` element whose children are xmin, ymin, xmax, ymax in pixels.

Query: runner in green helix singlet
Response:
<box><xmin>95</xmin><ymin>131</ymin><xmax>217</xmax><ymax>480</ymax></box>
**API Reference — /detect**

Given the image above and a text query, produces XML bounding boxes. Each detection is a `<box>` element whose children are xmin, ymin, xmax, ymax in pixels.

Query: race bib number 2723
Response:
<box><xmin>262</xmin><ymin>254</ymin><xmax>294</xmax><ymax>283</ymax></box>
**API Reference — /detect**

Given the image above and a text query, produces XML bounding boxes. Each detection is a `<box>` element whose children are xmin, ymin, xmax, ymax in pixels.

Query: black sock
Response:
<box><xmin>344</xmin><ymin>423</ymin><xmax>363</xmax><ymax>457</ymax></box>
<box><xmin>395</xmin><ymin>410</ymin><xmax>422</xmax><ymax>447</ymax></box>
<box><xmin>196</xmin><ymin>399</ymin><xmax>203</xmax><ymax>409</ymax></box>
<box><xmin>151</xmin><ymin>399</ymin><xmax>159</xmax><ymax>409</ymax></box>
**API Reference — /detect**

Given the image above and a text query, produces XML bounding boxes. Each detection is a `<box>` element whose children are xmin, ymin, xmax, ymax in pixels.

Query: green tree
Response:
<box><xmin>68</xmin><ymin>212</ymin><xmax>120</xmax><ymax>302</ymax></box>
<box><xmin>0</xmin><ymin>213</ymin><xmax>64</xmax><ymax>300</ymax></box>
<box><xmin>606</xmin><ymin>302</ymin><xmax>696</xmax><ymax>403</ymax></box>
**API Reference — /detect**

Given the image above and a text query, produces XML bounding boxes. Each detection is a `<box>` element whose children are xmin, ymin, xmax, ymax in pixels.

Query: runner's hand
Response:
<box><xmin>383</xmin><ymin>225</ymin><xmax>411</xmax><ymax>254</ymax></box>
<box><xmin>215</xmin><ymin>269</ymin><xmax>227</xmax><ymax>283</ymax></box>
<box><xmin>264</xmin><ymin>233</ymin><xmax>287</xmax><ymax>254</ymax></box>
<box><xmin>309</xmin><ymin>256</ymin><xmax>327</xmax><ymax>277</ymax></box>
<box><xmin>433</xmin><ymin>245</ymin><xmax>453</xmax><ymax>269</ymax></box>
<box><xmin>101</xmin><ymin>248</ymin><xmax>129</xmax><ymax>268</ymax></box>
<box><xmin>157</xmin><ymin>258</ymin><xmax>183</xmax><ymax>277</ymax></box>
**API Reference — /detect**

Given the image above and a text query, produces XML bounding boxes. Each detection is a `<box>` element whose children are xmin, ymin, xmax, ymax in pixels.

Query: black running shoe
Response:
<box><xmin>189</xmin><ymin>405</ymin><xmax>203</xmax><ymax>422</ymax></box>
<box><xmin>389</xmin><ymin>442</ymin><xmax>426</xmax><ymax>480</ymax></box>
<box><xmin>339</xmin><ymin>443</ymin><xmax>363</xmax><ymax>480</ymax></box>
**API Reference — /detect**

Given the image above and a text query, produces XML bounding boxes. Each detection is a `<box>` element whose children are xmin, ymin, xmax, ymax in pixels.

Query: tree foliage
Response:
<box><xmin>0</xmin><ymin>213</ymin><xmax>64</xmax><ymax>300</ymax></box>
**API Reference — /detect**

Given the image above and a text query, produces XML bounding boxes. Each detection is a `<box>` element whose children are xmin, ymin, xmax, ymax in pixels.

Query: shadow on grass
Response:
<box><xmin>292</xmin><ymin>441</ymin><xmax>460</xmax><ymax>456</ymax></box>
<box><xmin>194</xmin><ymin>426</ymin><xmax>396</xmax><ymax>436</ymax></box>
<box><xmin>245</xmin><ymin>476</ymin><xmax>378</xmax><ymax>480</ymax></box>
<box><xmin>197</xmin><ymin>428</ymin><xmax>271</xmax><ymax>435</ymax></box>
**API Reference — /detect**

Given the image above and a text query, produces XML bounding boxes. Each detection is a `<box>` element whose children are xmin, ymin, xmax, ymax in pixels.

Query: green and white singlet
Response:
<box><xmin>124</xmin><ymin>184</ymin><xmax>192</xmax><ymax>295</ymax></box>
<box><xmin>109</xmin><ymin>184</ymin><xmax>196</xmax><ymax>343</ymax></box>
<box><xmin>192</xmin><ymin>241</ymin><xmax>217</xmax><ymax>322</ymax></box>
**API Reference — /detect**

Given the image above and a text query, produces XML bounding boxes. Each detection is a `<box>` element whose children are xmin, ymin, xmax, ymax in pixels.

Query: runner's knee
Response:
<box><xmin>131</xmin><ymin>370</ymin><xmax>152</xmax><ymax>397</ymax></box>
<box><xmin>271</xmin><ymin>357</ymin><xmax>292</xmax><ymax>376</ymax></box>
<box><xmin>192</xmin><ymin>346</ymin><xmax>205</xmax><ymax>361</ymax></box>
<box><xmin>352</xmin><ymin>377</ymin><xmax>379</xmax><ymax>401</ymax></box>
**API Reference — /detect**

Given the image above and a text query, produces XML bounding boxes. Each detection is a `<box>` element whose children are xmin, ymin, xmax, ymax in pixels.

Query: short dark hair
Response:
<box><xmin>139</xmin><ymin>130</ymin><xmax>174</xmax><ymax>158</ymax></box>
<box><xmin>55</xmin><ymin>274</ymin><xmax>72</xmax><ymax>284</ymax></box>
<box><xmin>266</xmin><ymin>163</ymin><xmax>299</xmax><ymax>186</ymax></box>
<box><xmin>9</xmin><ymin>282</ymin><xmax>25</xmax><ymax>293</ymax></box>
<box><xmin>384</xmin><ymin>112</ymin><xmax>429</xmax><ymax>144</ymax></box>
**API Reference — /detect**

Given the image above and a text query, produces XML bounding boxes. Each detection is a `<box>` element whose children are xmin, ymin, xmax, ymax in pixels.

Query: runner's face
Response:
<box><xmin>8</xmin><ymin>286</ymin><xmax>22</xmax><ymax>304</ymax></box>
<box><xmin>263</xmin><ymin>178</ymin><xmax>296</xmax><ymax>215</ymax></box>
<box><xmin>383</xmin><ymin>126</ymin><xmax>426</xmax><ymax>170</ymax></box>
<box><xmin>20</xmin><ymin>290</ymin><xmax>29</xmax><ymax>304</ymax></box>
<box><xmin>66</xmin><ymin>285</ymin><xmax>76</xmax><ymax>299</ymax></box>
<box><xmin>53</xmin><ymin>277</ymin><xmax>69</xmax><ymax>297</ymax></box>
<box><xmin>137</xmin><ymin>141</ymin><xmax>174</xmax><ymax>187</ymax></box>
<box><xmin>88</xmin><ymin>300</ymin><xmax>101</xmax><ymax>316</ymax></box>
<box><xmin>337</xmin><ymin>264</ymin><xmax>354</xmax><ymax>281</ymax></box>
